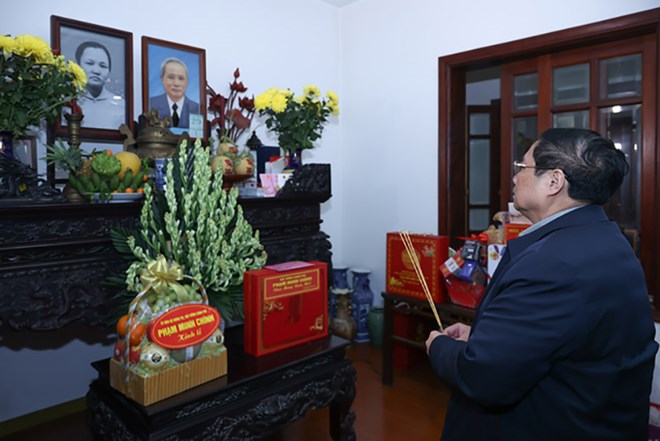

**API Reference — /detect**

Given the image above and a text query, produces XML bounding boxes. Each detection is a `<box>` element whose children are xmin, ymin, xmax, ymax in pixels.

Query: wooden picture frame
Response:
<box><xmin>12</xmin><ymin>136</ymin><xmax>38</xmax><ymax>169</ymax></box>
<box><xmin>142</xmin><ymin>36</ymin><xmax>207</xmax><ymax>138</ymax></box>
<box><xmin>50</xmin><ymin>16</ymin><xmax>134</xmax><ymax>140</ymax></box>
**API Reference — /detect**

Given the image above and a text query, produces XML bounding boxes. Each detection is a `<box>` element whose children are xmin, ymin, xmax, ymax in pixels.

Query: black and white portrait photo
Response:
<box><xmin>51</xmin><ymin>16</ymin><xmax>133</xmax><ymax>139</ymax></box>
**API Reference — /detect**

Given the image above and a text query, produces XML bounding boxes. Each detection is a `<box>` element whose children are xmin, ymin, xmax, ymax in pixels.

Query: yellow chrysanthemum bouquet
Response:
<box><xmin>254</xmin><ymin>85</ymin><xmax>338</xmax><ymax>158</ymax></box>
<box><xmin>0</xmin><ymin>34</ymin><xmax>87</xmax><ymax>136</ymax></box>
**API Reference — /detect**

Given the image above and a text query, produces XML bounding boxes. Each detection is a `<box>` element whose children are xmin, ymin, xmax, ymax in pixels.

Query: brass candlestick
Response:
<box><xmin>63</xmin><ymin>112</ymin><xmax>87</xmax><ymax>203</ymax></box>
<box><xmin>65</xmin><ymin>112</ymin><xmax>84</xmax><ymax>148</ymax></box>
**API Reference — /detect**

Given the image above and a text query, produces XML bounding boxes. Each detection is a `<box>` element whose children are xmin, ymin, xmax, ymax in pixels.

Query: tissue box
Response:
<box><xmin>386</xmin><ymin>233</ymin><xmax>449</xmax><ymax>303</ymax></box>
<box><xmin>259</xmin><ymin>173</ymin><xmax>292</xmax><ymax>197</ymax></box>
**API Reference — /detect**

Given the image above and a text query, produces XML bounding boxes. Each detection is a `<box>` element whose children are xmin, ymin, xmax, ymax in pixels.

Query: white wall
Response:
<box><xmin>0</xmin><ymin>0</ymin><xmax>341</xmax><ymax>421</ymax></box>
<box><xmin>2</xmin><ymin>0</ymin><xmax>659</xmax><ymax>422</ymax></box>
<box><xmin>337</xmin><ymin>0</ymin><xmax>660</xmax><ymax>300</ymax></box>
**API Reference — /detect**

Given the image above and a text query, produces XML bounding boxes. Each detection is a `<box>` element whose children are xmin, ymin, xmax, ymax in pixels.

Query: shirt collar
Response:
<box><xmin>518</xmin><ymin>205</ymin><xmax>586</xmax><ymax>237</ymax></box>
<box><xmin>166</xmin><ymin>96</ymin><xmax>185</xmax><ymax>111</ymax></box>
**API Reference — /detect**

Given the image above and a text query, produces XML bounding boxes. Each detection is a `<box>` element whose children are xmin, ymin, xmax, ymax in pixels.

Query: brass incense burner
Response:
<box><xmin>122</xmin><ymin>109</ymin><xmax>178</xmax><ymax>159</ymax></box>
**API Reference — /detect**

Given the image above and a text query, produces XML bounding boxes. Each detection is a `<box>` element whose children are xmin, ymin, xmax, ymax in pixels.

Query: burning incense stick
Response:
<box><xmin>399</xmin><ymin>230</ymin><xmax>444</xmax><ymax>332</ymax></box>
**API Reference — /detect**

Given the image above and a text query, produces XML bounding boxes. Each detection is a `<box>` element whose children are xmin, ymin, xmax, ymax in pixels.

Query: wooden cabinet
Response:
<box><xmin>0</xmin><ymin>164</ymin><xmax>332</xmax><ymax>331</ymax></box>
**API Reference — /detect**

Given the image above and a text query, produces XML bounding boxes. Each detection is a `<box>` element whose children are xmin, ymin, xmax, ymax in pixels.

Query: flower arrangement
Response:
<box><xmin>111</xmin><ymin>139</ymin><xmax>267</xmax><ymax>321</ymax></box>
<box><xmin>0</xmin><ymin>34</ymin><xmax>87</xmax><ymax>137</ymax></box>
<box><xmin>254</xmin><ymin>85</ymin><xmax>338</xmax><ymax>156</ymax></box>
<box><xmin>207</xmin><ymin>68</ymin><xmax>255</xmax><ymax>148</ymax></box>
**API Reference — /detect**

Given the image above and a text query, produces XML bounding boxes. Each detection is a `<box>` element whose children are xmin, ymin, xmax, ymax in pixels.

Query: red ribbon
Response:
<box><xmin>457</xmin><ymin>233</ymin><xmax>490</xmax><ymax>244</ymax></box>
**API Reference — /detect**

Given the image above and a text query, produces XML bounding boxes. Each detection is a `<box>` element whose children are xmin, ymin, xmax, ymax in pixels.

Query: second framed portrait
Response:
<box><xmin>142</xmin><ymin>36</ymin><xmax>207</xmax><ymax>138</ymax></box>
<box><xmin>51</xmin><ymin>16</ymin><xmax>134</xmax><ymax>140</ymax></box>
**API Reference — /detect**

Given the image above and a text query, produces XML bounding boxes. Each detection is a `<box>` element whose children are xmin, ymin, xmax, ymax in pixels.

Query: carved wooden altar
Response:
<box><xmin>87</xmin><ymin>331</ymin><xmax>356</xmax><ymax>441</ymax></box>
<box><xmin>0</xmin><ymin>164</ymin><xmax>332</xmax><ymax>331</ymax></box>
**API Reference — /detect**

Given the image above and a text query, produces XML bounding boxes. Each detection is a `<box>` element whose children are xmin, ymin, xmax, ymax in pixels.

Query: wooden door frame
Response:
<box><xmin>438</xmin><ymin>8</ymin><xmax>660</xmax><ymax>308</ymax></box>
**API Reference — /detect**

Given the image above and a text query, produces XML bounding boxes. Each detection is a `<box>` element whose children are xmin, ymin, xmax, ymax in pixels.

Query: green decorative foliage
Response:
<box><xmin>115</xmin><ymin>139</ymin><xmax>267</xmax><ymax>321</ymax></box>
<box><xmin>0</xmin><ymin>34</ymin><xmax>86</xmax><ymax>136</ymax></box>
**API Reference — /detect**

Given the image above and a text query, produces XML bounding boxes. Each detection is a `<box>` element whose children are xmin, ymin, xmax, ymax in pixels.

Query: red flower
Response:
<box><xmin>207</xmin><ymin>67</ymin><xmax>255</xmax><ymax>144</ymax></box>
<box><xmin>230</xmin><ymin>80</ymin><xmax>247</xmax><ymax>93</ymax></box>
<box><xmin>226</xmin><ymin>109</ymin><xmax>251</xmax><ymax>130</ymax></box>
<box><xmin>209</xmin><ymin>94</ymin><xmax>227</xmax><ymax>113</ymax></box>
<box><xmin>239</xmin><ymin>96</ymin><xmax>254</xmax><ymax>112</ymax></box>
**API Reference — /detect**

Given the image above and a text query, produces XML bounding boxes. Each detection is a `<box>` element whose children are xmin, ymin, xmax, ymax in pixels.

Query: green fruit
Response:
<box><xmin>79</xmin><ymin>175</ymin><xmax>95</xmax><ymax>193</ymax></box>
<box><xmin>122</xmin><ymin>170</ymin><xmax>134</xmax><ymax>188</ymax></box>
<box><xmin>130</xmin><ymin>170</ymin><xmax>145</xmax><ymax>191</ymax></box>
<box><xmin>110</xmin><ymin>175</ymin><xmax>120</xmax><ymax>191</ymax></box>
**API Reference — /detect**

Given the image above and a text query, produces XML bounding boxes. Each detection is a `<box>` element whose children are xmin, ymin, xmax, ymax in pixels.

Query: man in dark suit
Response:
<box><xmin>427</xmin><ymin>128</ymin><xmax>658</xmax><ymax>441</ymax></box>
<box><xmin>149</xmin><ymin>57</ymin><xmax>199</xmax><ymax>129</ymax></box>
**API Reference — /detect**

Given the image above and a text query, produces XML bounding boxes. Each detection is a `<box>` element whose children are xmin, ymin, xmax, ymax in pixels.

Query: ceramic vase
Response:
<box><xmin>331</xmin><ymin>265</ymin><xmax>350</xmax><ymax>319</ymax></box>
<box><xmin>285</xmin><ymin>149</ymin><xmax>303</xmax><ymax>170</ymax></box>
<box><xmin>367</xmin><ymin>306</ymin><xmax>384</xmax><ymax>347</ymax></box>
<box><xmin>330</xmin><ymin>292</ymin><xmax>357</xmax><ymax>341</ymax></box>
<box><xmin>351</xmin><ymin>268</ymin><xmax>374</xmax><ymax>343</ymax></box>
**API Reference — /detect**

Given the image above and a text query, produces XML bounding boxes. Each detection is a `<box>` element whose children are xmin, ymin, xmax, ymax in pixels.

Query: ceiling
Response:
<box><xmin>319</xmin><ymin>0</ymin><xmax>360</xmax><ymax>7</ymax></box>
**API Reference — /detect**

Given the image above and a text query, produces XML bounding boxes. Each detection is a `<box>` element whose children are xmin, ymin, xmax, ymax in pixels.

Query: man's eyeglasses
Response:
<box><xmin>512</xmin><ymin>161</ymin><xmax>572</xmax><ymax>182</ymax></box>
<box><xmin>512</xmin><ymin>161</ymin><xmax>555</xmax><ymax>175</ymax></box>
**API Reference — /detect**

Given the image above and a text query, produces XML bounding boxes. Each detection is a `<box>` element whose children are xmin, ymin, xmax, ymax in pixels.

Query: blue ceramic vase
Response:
<box><xmin>351</xmin><ymin>268</ymin><xmax>374</xmax><ymax>343</ymax></box>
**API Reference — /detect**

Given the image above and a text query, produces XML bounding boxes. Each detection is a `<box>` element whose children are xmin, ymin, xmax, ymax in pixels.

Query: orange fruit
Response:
<box><xmin>129</xmin><ymin>322</ymin><xmax>147</xmax><ymax>346</ymax></box>
<box><xmin>116</xmin><ymin>314</ymin><xmax>131</xmax><ymax>337</ymax></box>
<box><xmin>137</xmin><ymin>188</ymin><xmax>144</xmax><ymax>193</ymax></box>
<box><xmin>116</xmin><ymin>314</ymin><xmax>147</xmax><ymax>345</ymax></box>
<box><xmin>124</xmin><ymin>188</ymin><xmax>134</xmax><ymax>193</ymax></box>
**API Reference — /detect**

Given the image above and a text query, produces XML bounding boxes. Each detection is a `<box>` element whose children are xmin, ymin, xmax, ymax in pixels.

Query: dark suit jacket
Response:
<box><xmin>429</xmin><ymin>205</ymin><xmax>657</xmax><ymax>441</ymax></box>
<box><xmin>149</xmin><ymin>93</ymin><xmax>200</xmax><ymax>129</ymax></box>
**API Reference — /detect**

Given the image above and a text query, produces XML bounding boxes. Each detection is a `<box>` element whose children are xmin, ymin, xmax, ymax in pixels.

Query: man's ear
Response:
<box><xmin>546</xmin><ymin>169</ymin><xmax>567</xmax><ymax>196</ymax></box>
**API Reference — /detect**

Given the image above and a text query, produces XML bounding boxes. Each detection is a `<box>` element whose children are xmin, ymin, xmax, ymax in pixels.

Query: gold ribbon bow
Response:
<box><xmin>140</xmin><ymin>256</ymin><xmax>187</xmax><ymax>298</ymax></box>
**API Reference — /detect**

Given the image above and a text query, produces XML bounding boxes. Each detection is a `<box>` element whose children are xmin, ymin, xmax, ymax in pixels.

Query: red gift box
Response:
<box><xmin>386</xmin><ymin>233</ymin><xmax>449</xmax><ymax>303</ymax></box>
<box><xmin>445</xmin><ymin>276</ymin><xmax>486</xmax><ymax>309</ymax></box>
<box><xmin>504</xmin><ymin>223</ymin><xmax>530</xmax><ymax>243</ymax></box>
<box><xmin>244</xmin><ymin>261</ymin><xmax>328</xmax><ymax>357</ymax></box>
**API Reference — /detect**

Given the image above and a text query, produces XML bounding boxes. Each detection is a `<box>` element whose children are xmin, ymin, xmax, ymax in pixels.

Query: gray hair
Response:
<box><xmin>159</xmin><ymin>57</ymin><xmax>188</xmax><ymax>79</ymax></box>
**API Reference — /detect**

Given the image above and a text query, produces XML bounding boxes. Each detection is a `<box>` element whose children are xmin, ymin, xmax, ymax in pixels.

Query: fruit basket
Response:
<box><xmin>45</xmin><ymin>144</ymin><xmax>151</xmax><ymax>203</ymax></box>
<box><xmin>444</xmin><ymin>276</ymin><xmax>486</xmax><ymax>309</ymax></box>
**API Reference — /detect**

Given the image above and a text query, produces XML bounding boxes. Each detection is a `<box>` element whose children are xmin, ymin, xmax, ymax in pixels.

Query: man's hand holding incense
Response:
<box><xmin>426</xmin><ymin>323</ymin><xmax>472</xmax><ymax>354</ymax></box>
<box><xmin>444</xmin><ymin>322</ymin><xmax>471</xmax><ymax>341</ymax></box>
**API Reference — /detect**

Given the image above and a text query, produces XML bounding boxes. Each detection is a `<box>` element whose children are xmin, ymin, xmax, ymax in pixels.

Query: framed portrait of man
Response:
<box><xmin>50</xmin><ymin>16</ymin><xmax>133</xmax><ymax>140</ymax></box>
<box><xmin>142</xmin><ymin>36</ymin><xmax>206</xmax><ymax>138</ymax></box>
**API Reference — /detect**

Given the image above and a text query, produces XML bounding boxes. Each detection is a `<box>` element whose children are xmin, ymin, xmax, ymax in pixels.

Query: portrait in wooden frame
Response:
<box><xmin>141</xmin><ymin>36</ymin><xmax>207</xmax><ymax>138</ymax></box>
<box><xmin>50</xmin><ymin>15</ymin><xmax>134</xmax><ymax>140</ymax></box>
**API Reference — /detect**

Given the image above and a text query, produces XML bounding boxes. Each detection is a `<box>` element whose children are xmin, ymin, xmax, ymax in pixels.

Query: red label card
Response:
<box><xmin>149</xmin><ymin>304</ymin><xmax>220</xmax><ymax>349</ymax></box>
